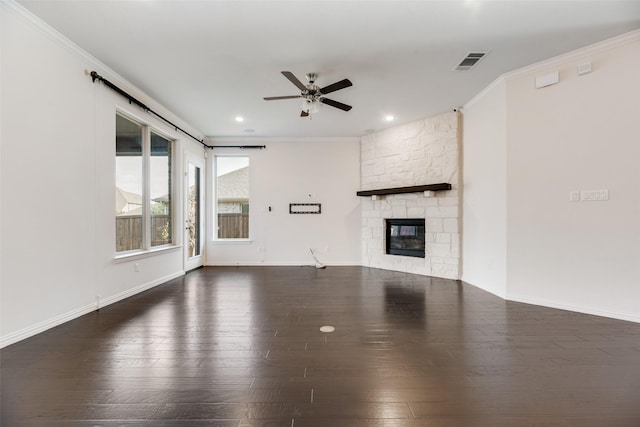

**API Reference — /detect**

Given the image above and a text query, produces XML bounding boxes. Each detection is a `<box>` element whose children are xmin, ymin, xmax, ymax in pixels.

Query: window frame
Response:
<box><xmin>214</xmin><ymin>155</ymin><xmax>251</xmax><ymax>242</ymax></box>
<box><xmin>115</xmin><ymin>112</ymin><xmax>177</xmax><ymax>258</ymax></box>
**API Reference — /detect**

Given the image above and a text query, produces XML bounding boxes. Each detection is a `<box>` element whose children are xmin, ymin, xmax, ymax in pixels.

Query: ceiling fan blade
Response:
<box><xmin>319</xmin><ymin>78</ymin><xmax>352</xmax><ymax>95</ymax></box>
<box><xmin>301</xmin><ymin>110</ymin><xmax>309</xmax><ymax>117</ymax></box>
<box><xmin>263</xmin><ymin>95</ymin><xmax>301</xmax><ymax>100</ymax></box>
<box><xmin>281</xmin><ymin>71</ymin><xmax>308</xmax><ymax>91</ymax></box>
<box><xmin>320</xmin><ymin>98</ymin><xmax>352</xmax><ymax>111</ymax></box>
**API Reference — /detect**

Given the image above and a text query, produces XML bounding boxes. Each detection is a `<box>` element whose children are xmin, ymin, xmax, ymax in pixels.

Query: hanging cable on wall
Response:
<box><xmin>88</xmin><ymin>70</ymin><xmax>266</xmax><ymax>150</ymax></box>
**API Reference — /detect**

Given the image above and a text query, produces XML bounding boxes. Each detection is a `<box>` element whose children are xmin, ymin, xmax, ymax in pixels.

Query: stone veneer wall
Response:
<box><xmin>361</xmin><ymin>111</ymin><xmax>461</xmax><ymax>279</ymax></box>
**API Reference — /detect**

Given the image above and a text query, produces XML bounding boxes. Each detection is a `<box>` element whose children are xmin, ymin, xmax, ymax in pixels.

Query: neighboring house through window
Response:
<box><xmin>216</xmin><ymin>156</ymin><xmax>249</xmax><ymax>239</ymax></box>
<box><xmin>115</xmin><ymin>114</ymin><xmax>173</xmax><ymax>253</ymax></box>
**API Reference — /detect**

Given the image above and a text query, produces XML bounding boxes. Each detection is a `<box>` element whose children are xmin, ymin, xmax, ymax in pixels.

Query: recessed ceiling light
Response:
<box><xmin>384</xmin><ymin>115</ymin><xmax>395</xmax><ymax>122</ymax></box>
<box><xmin>235</xmin><ymin>116</ymin><xmax>244</xmax><ymax>122</ymax></box>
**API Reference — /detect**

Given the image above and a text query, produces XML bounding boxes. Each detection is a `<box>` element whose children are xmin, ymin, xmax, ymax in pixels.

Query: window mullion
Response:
<box><xmin>142</xmin><ymin>126</ymin><xmax>151</xmax><ymax>250</ymax></box>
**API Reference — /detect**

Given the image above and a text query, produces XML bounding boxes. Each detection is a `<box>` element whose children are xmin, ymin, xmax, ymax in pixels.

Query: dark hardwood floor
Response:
<box><xmin>2</xmin><ymin>266</ymin><xmax>640</xmax><ymax>426</ymax></box>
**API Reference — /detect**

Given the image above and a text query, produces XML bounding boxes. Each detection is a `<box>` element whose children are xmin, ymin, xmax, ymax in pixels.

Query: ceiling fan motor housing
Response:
<box><xmin>304</xmin><ymin>73</ymin><xmax>320</xmax><ymax>100</ymax></box>
<box><xmin>304</xmin><ymin>85</ymin><xmax>321</xmax><ymax>100</ymax></box>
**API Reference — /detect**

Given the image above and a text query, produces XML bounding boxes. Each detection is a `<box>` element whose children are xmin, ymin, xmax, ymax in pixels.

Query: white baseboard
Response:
<box><xmin>0</xmin><ymin>270</ymin><xmax>185</xmax><ymax>349</ymax></box>
<box><xmin>205</xmin><ymin>262</ymin><xmax>361</xmax><ymax>267</ymax></box>
<box><xmin>97</xmin><ymin>271</ymin><xmax>184</xmax><ymax>308</ymax></box>
<box><xmin>507</xmin><ymin>293</ymin><xmax>640</xmax><ymax>324</ymax></box>
<box><xmin>0</xmin><ymin>302</ymin><xmax>97</xmax><ymax>349</ymax></box>
<box><xmin>462</xmin><ymin>279</ymin><xmax>508</xmax><ymax>299</ymax></box>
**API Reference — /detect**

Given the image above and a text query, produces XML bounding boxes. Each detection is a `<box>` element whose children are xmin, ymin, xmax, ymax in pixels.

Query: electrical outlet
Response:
<box><xmin>569</xmin><ymin>191</ymin><xmax>580</xmax><ymax>202</ymax></box>
<box><xmin>134</xmin><ymin>263</ymin><xmax>140</xmax><ymax>272</ymax></box>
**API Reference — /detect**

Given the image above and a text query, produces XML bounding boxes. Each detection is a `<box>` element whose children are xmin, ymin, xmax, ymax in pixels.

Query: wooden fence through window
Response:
<box><xmin>116</xmin><ymin>213</ymin><xmax>247</xmax><ymax>251</ymax></box>
<box><xmin>116</xmin><ymin>215</ymin><xmax>171</xmax><ymax>252</ymax></box>
<box><xmin>218</xmin><ymin>213</ymin><xmax>249</xmax><ymax>239</ymax></box>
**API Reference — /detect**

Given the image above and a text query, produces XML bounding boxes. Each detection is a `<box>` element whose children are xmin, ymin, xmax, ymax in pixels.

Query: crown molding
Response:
<box><xmin>464</xmin><ymin>29</ymin><xmax>640</xmax><ymax>111</ymax></box>
<box><xmin>4</xmin><ymin>1</ymin><xmax>111</xmax><ymax>77</ymax></box>
<box><xmin>208</xmin><ymin>136</ymin><xmax>361</xmax><ymax>145</ymax></box>
<box><xmin>2</xmin><ymin>0</ymin><xmax>204</xmax><ymax>141</ymax></box>
<box><xmin>464</xmin><ymin>75</ymin><xmax>506</xmax><ymax>111</ymax></box>
<box><xmin>503</xmin><ymin>28</ymin><xmax>640</xmax><ymax>80</ymax></box>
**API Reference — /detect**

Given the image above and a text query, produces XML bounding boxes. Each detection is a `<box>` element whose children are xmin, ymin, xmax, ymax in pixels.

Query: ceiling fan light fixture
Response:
<box><xmin>301</xmin><ymin>98</ymin><xmax>321</xmax><ymax>114</ymax></box>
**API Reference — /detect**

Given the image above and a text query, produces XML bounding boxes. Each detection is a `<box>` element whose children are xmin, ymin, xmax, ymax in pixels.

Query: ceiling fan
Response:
<box><xmin>264</xmin><ymin>71</ymin><xmax>353</xmax><ymax>117</ymax></box>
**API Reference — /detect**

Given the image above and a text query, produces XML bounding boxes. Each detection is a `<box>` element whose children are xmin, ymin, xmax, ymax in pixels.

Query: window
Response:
<box><xmin>187</xmin><ymin>163</ymin><xmax>201</xmax><ymax>257</ymax></box>
<box><xmin>150</xmin><ymin>132</ymin><xmax>172</xmax><ymax>247</ymax></box>
<box><xmin>116</xmin><ymin>114</ymin><xmax>173</xmax><ymax>253</ymax></box>
<box><xmin>216</xmin><ymin>156</ymin><xmax>249</xmax><ymax>239</ymax></box>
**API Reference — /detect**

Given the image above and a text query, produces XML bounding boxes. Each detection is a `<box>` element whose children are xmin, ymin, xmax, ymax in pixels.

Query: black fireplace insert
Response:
<box><xmin>385</xmin><ymin>218</ymin><xmax>426</xmax><ymax>258</ymax></box>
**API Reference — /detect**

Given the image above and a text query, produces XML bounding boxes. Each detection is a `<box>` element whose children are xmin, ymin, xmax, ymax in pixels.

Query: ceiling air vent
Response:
<box><xmin>453</xmin><ymin>52</ymin><xmax>488</xmax><ymax>71</ymax></box>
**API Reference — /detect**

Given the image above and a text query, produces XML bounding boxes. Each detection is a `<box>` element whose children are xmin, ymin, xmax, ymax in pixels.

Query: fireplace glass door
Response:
<box><xmin>386</xmin><ymin>218</ymin><xmax>426</xmax><ymax>258</ymax></box>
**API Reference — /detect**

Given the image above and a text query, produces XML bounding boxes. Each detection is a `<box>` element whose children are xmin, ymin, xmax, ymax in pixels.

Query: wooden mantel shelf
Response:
<box><xmin>356</xmin><ymin>183</ymin><xmax>451</xmax><ymax>197</ymax></box>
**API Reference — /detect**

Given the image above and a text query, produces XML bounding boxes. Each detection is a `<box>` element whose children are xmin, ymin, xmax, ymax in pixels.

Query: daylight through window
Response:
<box><xmin>116</xmin><ymin>114</ymin><xmax>173</xmax><ymax>253</ymax></box>
<box><xmin>216</xmin><ymin>156</ymin><xmax>249</xmax><ymax>239</ymax></box>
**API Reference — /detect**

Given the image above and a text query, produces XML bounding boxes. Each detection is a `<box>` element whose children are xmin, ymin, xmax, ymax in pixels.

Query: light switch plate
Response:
<box><xmin>581</xmin><ymin>189</ymin><xmax>609</xmax><ymax>201</ymax></box>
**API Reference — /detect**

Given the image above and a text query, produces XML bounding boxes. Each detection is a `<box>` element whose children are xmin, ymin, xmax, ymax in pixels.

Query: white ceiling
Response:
<box><xmin>18</xmin><ymin>0</ymin><xmax>640</xmax><ymax>139</ymax></box>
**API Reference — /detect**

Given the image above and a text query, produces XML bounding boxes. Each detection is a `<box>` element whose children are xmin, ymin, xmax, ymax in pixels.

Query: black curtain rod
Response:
<box><xmin>90</xmin><ymin>71</ymin><xmax>266</xmax><ymax>151</ymax></box>
<box><xmin>90</xmin><ymin>71</ymin><xmax>207</xmax><ymax>148</ymax></box>
<box><xmin>209</xmin><ymin>145</ymin><xmax>267</xmax><ymax>149</ymax></box>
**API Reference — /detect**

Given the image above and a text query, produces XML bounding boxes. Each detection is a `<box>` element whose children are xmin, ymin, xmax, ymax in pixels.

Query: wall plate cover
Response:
<box><xmin>535</xmin><ymin>71</ymin><xmax>559</xmax><ymax>89</ymax></box>
<box><xmin>581</xmin><ymin>189</ymin><xmax>608</xmax><ymax>201</ymax></box>
<box><xmin>577</xmin><ymin>62</ymin><xmax>592</xmax><ymax>75</ymax></box>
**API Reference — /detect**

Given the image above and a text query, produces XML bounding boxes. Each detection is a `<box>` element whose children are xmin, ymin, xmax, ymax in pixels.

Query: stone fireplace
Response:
<box><xmin>360</xmin><ymin>111</ymin><xmax>461</xmax><ymax>279</ymax></box>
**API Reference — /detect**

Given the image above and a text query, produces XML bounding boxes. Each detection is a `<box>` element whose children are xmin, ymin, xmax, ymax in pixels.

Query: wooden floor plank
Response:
<box><xmin>2</xmin><ymin>266</ymin><xmax>640</xmax><ymax>426</ymax></box>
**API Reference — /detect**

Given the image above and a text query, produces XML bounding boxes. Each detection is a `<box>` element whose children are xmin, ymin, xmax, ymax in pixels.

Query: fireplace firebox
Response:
<box><xmin>385</xmin><ymin>218</ymin><xmax>426</xmax><ymax>258</ymax></box>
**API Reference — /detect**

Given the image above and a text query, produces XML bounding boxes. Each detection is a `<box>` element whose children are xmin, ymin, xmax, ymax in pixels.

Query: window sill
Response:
<box><xmin>114</xmin><ymin>245</ymin><xmax>182</xmax><ymax>263</ymax></box>
<box><xmin>211</xmin><ymin>239</ymin><xmax>253</xmax><ymax>245</ymax></box>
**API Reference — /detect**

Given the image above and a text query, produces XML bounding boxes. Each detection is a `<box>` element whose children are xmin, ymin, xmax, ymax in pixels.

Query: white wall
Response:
<box><xmin>505</xmin><ymin>32</ymin><xmax>640</xmax><ymax>321</ymax></box>
<box><xmin>461</xmin><ymin>80</ymin><xmax>508</xmax><ymax>297</ymax></box>
<box><xmin>0</xmin><ymin>3</ymin><xmax>205</xmax><ymax>346</ymax></box>
<box><xmin>206</xmin><ymin>138</ymin><xmax>361</xmax><ymax>266</ymax></box>
<box><xmin>462</xmin><ymin>30</ymin><xmax>640</xmax><ymax>322</ymax></box>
